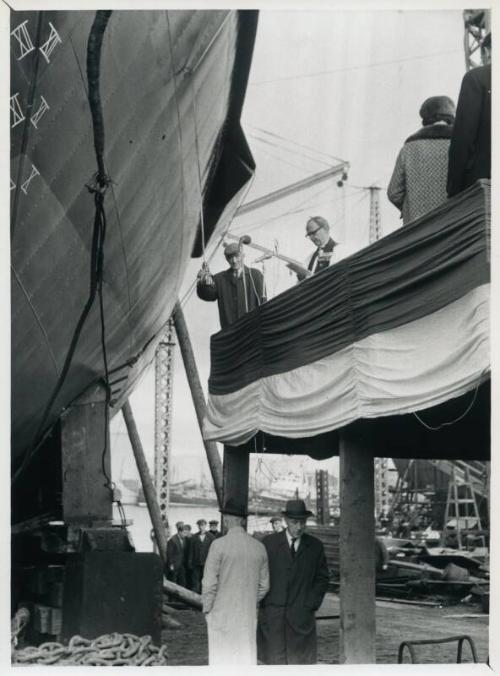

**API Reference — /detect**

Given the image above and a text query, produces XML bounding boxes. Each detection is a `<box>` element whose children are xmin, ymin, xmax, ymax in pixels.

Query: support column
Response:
<box><xmin>60</xmin><ymin>382</ymin><xmax>112</xmax><ymax>524</ymax></box>
<box><xmin>222</xmin><ymin>444</ymin><xmax>250</xmax><ymax>528</ymax></box>
<box><xmin>339</xmin><ymin>430</ymin><xmax>376</xmax><ymax>664</ymax></box>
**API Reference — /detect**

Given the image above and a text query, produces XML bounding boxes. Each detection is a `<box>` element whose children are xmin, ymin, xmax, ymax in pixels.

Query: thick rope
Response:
<box><xmin>12</xmin><ymin>633</ymin><xmax>168</xmax><ymax>666</ymax></box>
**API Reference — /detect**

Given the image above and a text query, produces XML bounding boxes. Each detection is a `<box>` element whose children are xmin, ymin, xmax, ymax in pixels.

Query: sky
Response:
<box><xmin>111</xmin><ymin>8</ymin><xmax>468</xmax><ymax>482</ymax></box>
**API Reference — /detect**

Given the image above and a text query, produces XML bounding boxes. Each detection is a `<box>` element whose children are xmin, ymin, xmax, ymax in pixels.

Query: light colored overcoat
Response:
<box><xmin>202</xmin><ymin>526</ymin><xmax>270</xmax><ymax>665</ymax></box>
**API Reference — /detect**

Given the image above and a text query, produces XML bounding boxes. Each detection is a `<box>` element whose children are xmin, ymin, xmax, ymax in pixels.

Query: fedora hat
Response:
<box><xmin>221</xmin><ymin>497</ymin><xmax>248</xmax><ymax>518</ymax></box>
<box><xmin>282</xmin><ymin>499</ymin><xmax>314</xmax><ymax>519</ymax></box>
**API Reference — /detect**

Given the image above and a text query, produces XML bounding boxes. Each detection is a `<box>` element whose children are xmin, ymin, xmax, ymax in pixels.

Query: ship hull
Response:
<box><xmin>11</xmin><ymin>10</ymin><xmax>257</xmax><ymax>473</ymax></box>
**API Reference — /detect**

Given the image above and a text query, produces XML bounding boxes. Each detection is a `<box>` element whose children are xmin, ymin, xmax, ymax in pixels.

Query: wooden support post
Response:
<box><xmin>339</xmin><ymin>431</ymin><xmax>376</xmax><ymax>664</ymax></box>
<box><xmin>60</xmin><ymin>383</ymin><xmax>112</xmax><ymax>524</ymax></box>
<box><xmin>222</xmin><ymin>444</ymin><xmax>250</xmax><ymax>529</ymax></box>
<box><xmin>172</xmin><ymin>302</ymin><xmax>223</xmax><ymax>508</ymax></box>
<box><xmin>122</xmin><ymin>400</ymin><xmax>168</xmax><ymax>567</ymax></box>
<box><xmin>122</xmin><ymin>400</ymin><xmax>204</xmax><ymax>610</ymax></box>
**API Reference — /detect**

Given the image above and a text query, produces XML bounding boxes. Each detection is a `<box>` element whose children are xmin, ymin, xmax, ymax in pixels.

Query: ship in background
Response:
<box><xmin>11</xmin><ymin>9</ymin><xmax>258</xmax><ymax>523</ymax></box>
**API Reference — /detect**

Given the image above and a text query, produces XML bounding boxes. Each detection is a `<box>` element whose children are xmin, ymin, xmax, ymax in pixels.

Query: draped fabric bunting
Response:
<box><xmin>204</xmin><ymin>180</ymin><xmax>490</xmax><ymax>446</ymax></box>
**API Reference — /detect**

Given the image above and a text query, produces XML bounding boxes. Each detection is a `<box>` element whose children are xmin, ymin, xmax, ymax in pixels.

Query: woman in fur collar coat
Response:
<box><xmin>387</xmin><ymin>96</ymin><xmax>455</xmax><ymax>225</ymax></box>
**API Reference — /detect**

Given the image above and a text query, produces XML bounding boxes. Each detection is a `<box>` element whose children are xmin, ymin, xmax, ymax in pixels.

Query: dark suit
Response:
<box><xmin>307</xmin><ymin>237</ymin><xmax>336</xmax><ymax>275</ymax></box>
<box><xmin>197</xmin><ymin>266</ymin><xmax>266</xmax><ymax>329</ymax></box>
<box><xmin>166</xmin><ymin>533</ymin><xmax>186</xmax><ymax>586</ymax></box>
<box><xmin>183</xmin><ymin>537</ymin><xmax>193</xmax><ymax>590</ymax></box>
<box><xmin>447</xmin><ymin>64</ymin><xmax>491</xmax><ymax>197</ymax></box>
<box><xmin>257</xmin><ymin>530</ymin><xmax>329</xmax><ymax>664</ymax></box>
<box><xmin>188</xmin><ymin>532</ymin><xmax>215</xmax><ymax>593</ymax></box>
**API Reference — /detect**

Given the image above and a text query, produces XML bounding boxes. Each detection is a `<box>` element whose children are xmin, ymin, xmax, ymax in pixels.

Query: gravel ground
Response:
<box><xmin>162</xmin><ymin>593</ymin><xmax>489</xmax><ymax>666</ymax></box>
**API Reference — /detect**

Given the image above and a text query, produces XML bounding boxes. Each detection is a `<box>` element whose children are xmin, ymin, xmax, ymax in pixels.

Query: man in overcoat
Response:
<box><xmin>181</xmin><ymin>524</ymin><xmax>193</xmax><ymax>590</ymax></box>
<box><xmin>188</xmin><ymin>519</ymin><xmax>215</xmax><ymax>593</ymax></box>
<box><xmin>202</xmin><ymin>500</ymin><xmax>270</xmax><ymax>664</ymax></box>
<box><xmin>197</xmin><ymin>241</ymin><xmax>266</xmax><ymax>329</ymax></box>
<box><xmin>166</xmin><ymin>521</ymin><xmax>186</xmax><ymax>586</ymax></box>
<box><xmin>447</xmin><ymin>38</ymin><xmax>491</xmax><ymax>197</ymax></box>
<box><xmin>208</xmin><ymin>519</ymin><xmax>222</xmax><ymax>539</ymax></box>
<box><xmin>257</xmin><ymin>499</ymin><xmax>329</xmax><ymax>664</ymax></box>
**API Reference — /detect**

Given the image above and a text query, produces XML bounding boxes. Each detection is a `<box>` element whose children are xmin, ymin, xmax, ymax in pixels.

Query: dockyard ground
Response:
<box><xmin>162</xmin><ymin>592</ymin><xmax>489</xmax><ymax>665</ymax></box>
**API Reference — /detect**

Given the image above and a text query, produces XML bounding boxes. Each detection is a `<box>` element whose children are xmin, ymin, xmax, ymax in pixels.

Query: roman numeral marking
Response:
<box><xmin>20</xmin><ymin>164</ymin><xmax>40</xmax><ymax>195</ymax></box>
<box><xmin>11</xmin><ymin>20</ymin><xmax>35</xmax><ymax>60</ymax></box>
<box><xmin>30</xmin><ymin>95</ymin><xmax>50</xmax><ymax>129</ymax></box>
<box><xmin>39</xmin><ymin>22</ymin><xmax>62</xmax><ymax>64</ymax></box>
<box><xmin>10</xmin><ymin>93</ymin><xmax>25</xmax><ymax>128</ymax></box>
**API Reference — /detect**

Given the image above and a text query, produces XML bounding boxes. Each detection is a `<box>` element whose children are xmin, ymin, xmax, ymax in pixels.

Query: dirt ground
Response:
<box><xmin>162</xmin><ymin>592</ymin><xmax>489</xmax><ymax>666</ymax></box>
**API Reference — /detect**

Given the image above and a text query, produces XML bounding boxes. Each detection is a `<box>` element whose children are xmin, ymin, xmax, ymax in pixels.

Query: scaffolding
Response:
<box><xmin>154</xmin><ymin>319</ymin><xmax>175</xmax><ymax>528</ymax></box>
<box><xmin>463</xmin><ymin>9</ymin><xmax>490</xmax><ymax>71</ymax></box>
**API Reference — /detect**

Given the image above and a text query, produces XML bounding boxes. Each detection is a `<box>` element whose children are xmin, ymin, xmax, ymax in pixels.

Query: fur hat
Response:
<box><xmin>419</xmin><ymin>96</ymin><xmax>456</xmax><ymax>126</ymax></box>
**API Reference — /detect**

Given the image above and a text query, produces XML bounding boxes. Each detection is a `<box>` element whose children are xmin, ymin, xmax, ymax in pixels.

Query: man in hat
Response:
<box><xmin>388</xmin><ymin>95</ymin><xmax>456</xmax><ymax>225</ymax></box>
<box><xmin>208</xmin><ymin>519</ymin><xmax>222</xmax><ymax>539</ymax></box>
<box><xmin>447</xmin><ymin>35</ymin><xmax>491</xmax><ymax>197</ymax></box>
<box><xmin>188</xmin><ymin>519</ymin><xmax>215</xmax><ymax>594</ymax></box>
<box><xmin>166</xmin><ymin>521</ymin><xmax>187</xmax><ymax>586</ymax></box>
<box><xmin>257</xmin><ymin>499</ymin><xmax>329</xmax><ymax>665</ymax></box>
<box><xmin>270</xmin><ymin>516</ymin><xmax>283</xmax><ymax>533</ymax></box>
<box><xmin>196</xmin><ymin>241</ymin><xmax>266</xmax><ymax>329</ymax></box>
<box><xmin>202</xmin><ymin>500</ymin><xmax>270</xmax><ymax>665</ymax></box>
<box><xmin>289</xmin><ymin>216</ymin><xmax>337</xmax><ymax>281</ymax></box>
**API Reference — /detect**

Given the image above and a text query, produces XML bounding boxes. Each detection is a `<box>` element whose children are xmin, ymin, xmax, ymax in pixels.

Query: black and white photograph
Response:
<box><xmin>6</xmin><ymin>1</ymin><xmax>495</xmax><ymax>669</ymax></box>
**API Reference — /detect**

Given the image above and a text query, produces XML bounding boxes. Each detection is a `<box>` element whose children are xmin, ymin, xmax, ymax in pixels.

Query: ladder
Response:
<box><xmin>441</xmin><ymin>466</ymin><xmax>485</xmax><ymax>549</ymax></box>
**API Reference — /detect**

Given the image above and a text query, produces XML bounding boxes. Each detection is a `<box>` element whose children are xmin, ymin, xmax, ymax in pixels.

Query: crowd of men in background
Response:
<box><xmin>165</xmin><ymin>518</ymin><xmax>221</xmax><ymax>593</ymax></box>
<box><xmin>165</xmin><ymin>515</ymin><xmax>285</xmax><ymax>594</ymax></box>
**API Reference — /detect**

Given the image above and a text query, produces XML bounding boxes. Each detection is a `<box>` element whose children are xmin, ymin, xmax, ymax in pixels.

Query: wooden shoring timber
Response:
<box><xmin>122</xmin><ymin>400</ymin><xmax>168</xmax><ymax>566</ymax></box>
<box><xmin>172</xmin><ymin>303</ymin><xmax>223</xmax><ymax>508</ymax></box>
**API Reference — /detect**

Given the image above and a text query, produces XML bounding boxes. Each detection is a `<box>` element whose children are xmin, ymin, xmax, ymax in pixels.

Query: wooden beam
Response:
<box><xmin>172</xmin><ymin>303</ymin><xmax>224</xmax><ymax>508</ymax></box>
<box><xmin>60</xmin><ymin>383</ymin><xmax>112</xmax><ymax>524</ymax></box>
<box><xmin>339</xmin><ymin>430</ymin><xmax>376</xmax><ymax>664</ymax></box>
<box><xmin>235</xmin><ymin>162</ymin><xmax>349</xmax><ymax>216</ymax></box>
<box><xmin>122</xmin><ymin>400</ymin><xmax>168</xmax><ymax>566</ymax></box>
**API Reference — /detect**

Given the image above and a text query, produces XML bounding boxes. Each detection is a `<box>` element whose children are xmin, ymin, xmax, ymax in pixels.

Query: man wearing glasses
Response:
<box><xmin>288</xmin><ymin>216</ymin><xmax>337</xmax><ymax>281</ymax></box>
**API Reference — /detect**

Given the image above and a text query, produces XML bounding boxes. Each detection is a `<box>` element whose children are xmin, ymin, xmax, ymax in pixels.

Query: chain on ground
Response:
<box><xmin>12</xmin><ymin>632</ymin><xmax>168</xmax><ymax>666</ymax></box>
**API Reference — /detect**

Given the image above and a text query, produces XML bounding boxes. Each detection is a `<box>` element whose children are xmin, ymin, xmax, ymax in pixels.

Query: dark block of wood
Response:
<box><xmin>61</xmin><ymin>552</ymin><xmax>163</xmax><ymax>644</ymax></box>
